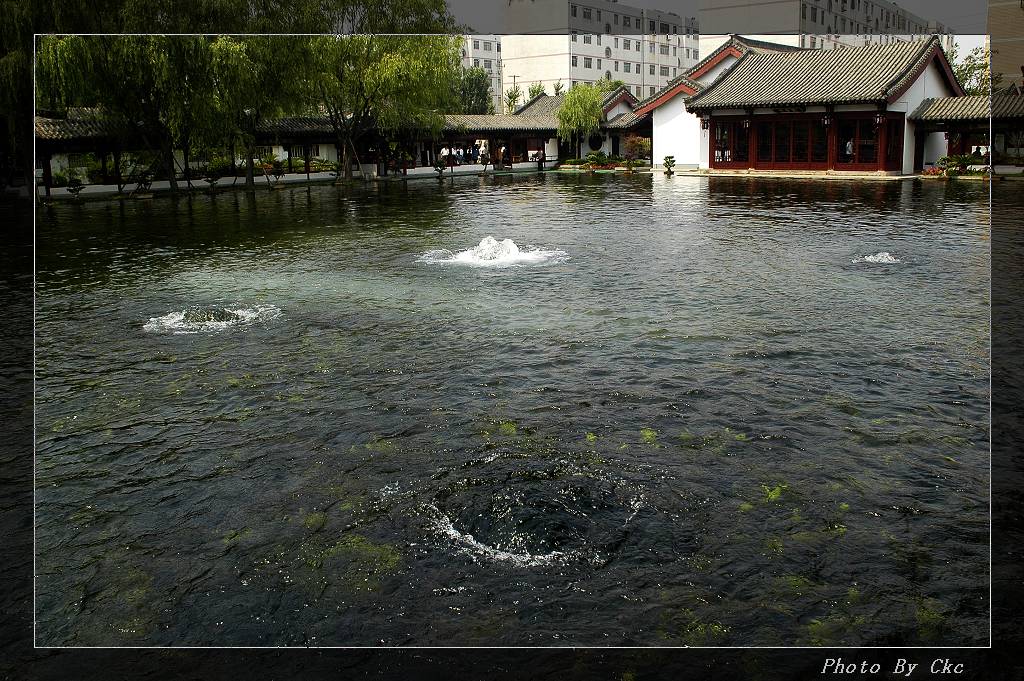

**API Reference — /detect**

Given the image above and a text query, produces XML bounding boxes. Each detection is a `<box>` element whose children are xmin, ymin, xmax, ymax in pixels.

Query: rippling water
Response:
<box><xmin>35</xmin><ymin>174</ymin><xmax>989</xmax><ymax>646</ymax></box>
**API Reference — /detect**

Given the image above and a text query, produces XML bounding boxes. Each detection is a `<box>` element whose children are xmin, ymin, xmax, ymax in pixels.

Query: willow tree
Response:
<box><xmin>305</xmin><ymin>34</ymin><xmax>461</xmax><ymax>178</ymax></box>
<box><xmin>946</xmin><ymin>42</ymin><xmax>1001</xmax><ymax>96</ymax></box>
<box><xmin>556</xmin><ymin>81</ymin><xmax>606</xmax><ymax>158</ymax></box>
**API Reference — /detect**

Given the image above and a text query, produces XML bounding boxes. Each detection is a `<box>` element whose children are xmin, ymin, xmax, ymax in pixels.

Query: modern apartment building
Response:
<box><xmin>462</xmin><ymin>35</ymin><xmax>504</xmax><ymax>113</ymax></box>
<box><xmin>989</xmin><ymin>0</ymin><xmax>1024</xmax><ymax>90</ymax></box>
<box><xmin>698</xmin><ymin>0</ymin><xmax>954</xmax><ymax>55</ymax></box>
<box><xmin>502</xmin><ymin>0</ymin><xmax>700</xmax><ymax>102</ymax></box>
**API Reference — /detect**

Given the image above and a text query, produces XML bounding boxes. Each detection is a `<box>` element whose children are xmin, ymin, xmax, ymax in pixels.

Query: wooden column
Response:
<box><xmin>287</xmin><ymin>145</ymin><xmax>293</xmax><ymax>173</ymax></box>
<box><xmin>304</xmin><ymin>144</ymin><xmax>310</xmax><ymax>179</ymax></box>
<box><xmin>877</xmin><ymin>116</ymin><xmax>888</xmax><ymax>172</ymax></box>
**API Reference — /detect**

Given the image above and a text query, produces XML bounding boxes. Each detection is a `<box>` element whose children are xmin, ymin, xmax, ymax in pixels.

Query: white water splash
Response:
<box><xmin>427</xmin><ymin>505</ymin><xmax>585</xmax><ymax>567</ymax></box>
<box><xmin>853</xmin><ymin>251</ymin><xmax>901</xmax><ymax>264</ymax></box>
<box><xmin>417</xmin><ymin>236</ymin><xmax>568</xmax><ymax>268</ymax></box>
<box><xmin>143</xmin><ymin>304</ymin><xmax>281</xmax><ymax>334</ymax></box>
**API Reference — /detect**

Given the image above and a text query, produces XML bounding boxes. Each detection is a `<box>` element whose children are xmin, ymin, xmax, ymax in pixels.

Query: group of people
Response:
<box><xmin>439</xmin><ymin>144</ymin><xmax>487</xmax><ymax>166</ymax></box>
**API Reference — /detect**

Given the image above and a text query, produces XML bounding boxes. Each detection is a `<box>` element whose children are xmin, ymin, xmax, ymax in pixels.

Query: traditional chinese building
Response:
<box><xmin>636</xmin><ymin>35</ymin><xmax>966</xmax><ymax>174</ymax></box>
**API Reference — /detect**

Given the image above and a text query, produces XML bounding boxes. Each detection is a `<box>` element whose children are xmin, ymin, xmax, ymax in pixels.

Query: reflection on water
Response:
<box><xmin>34</xmin><ymin>174</ymin><xmax>990</xmax><ymax>646</ymax></box>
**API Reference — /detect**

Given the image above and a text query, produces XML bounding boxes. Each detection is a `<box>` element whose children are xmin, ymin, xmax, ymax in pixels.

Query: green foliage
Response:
<box><xmin>623</xmin><ymin>134</ymin><xmax>650</xmax><ymax>160</ymax></box>
<box><xmin>585</xmin><ymin>151</ymin><xmax>609</xmax><ymax>166</ymax></box>
<box><xmin>946</xmin><ymin>42</ymin><xmax>1000</xmax><ymax>96</ymax></box>
<box><xmin>527</xmin><ymin>82</ymin><xmax>546</xmax><ymax>99</ymax></box>
<box><xmin>761</xmin><ymin>483</ymin><xmax>787</xmax><ymax>503</ymax></box>
<box><xmin>663</xmin><ymin>155</ymin><xmax>676</xmax><ymax>171</ymax></box>
<box><xmin>557</xmin><ymin>82</ymin><xmax>604</xmax><ymax>148</ymax></box>
<box><xmin>552</xmin><ymin>80</ymin><xmax>564</xmax><ymax>95</ymax></box>
<box><xmin>457</xmin><ymin>67</ymin><xmax>492</xmax><ymax>114</ymax></box>
<box><xmin>504</xmin><ymin>84</ymin><xmax>522</xmax><ymax>113</ymax></box>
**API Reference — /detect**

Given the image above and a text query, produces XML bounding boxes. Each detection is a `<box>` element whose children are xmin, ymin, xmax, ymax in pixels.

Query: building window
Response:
<box><xmin>582</xmin><ymin>7</ymin><xmax>591</xmax><ymax>20</ymax></box>
<box><xmin>473</xmin><ymin>40</ymin><xmax>479</xmax><ymax>49</ymax></box>
<box><xmin>673</xmin><ymin>67</ymin><xmax>677</xmax><ymax>76</ymax></box>
<box><xmin>497</xmin><ymin>43</ymin><xmax>500</xmax><ymax>52</ymax></box>
<box><xmin>484</xmin><ymin>41</ymin><xmax>492</xmax><ymax>51</ymax></box>
<box><xmin>584</xmin><ymin>57</ymin><xmax>592</xmax><ymax>68</ymax></box>
<box><xmin>673</xmin><ymin>46</ymin><xmax>677</xmax><ymax>56</ymax></box>
<box><xmin>673</xmin><ymin>24</ymin><xmax>678</xmax><ymax>33</ymax></box>
<box><xmin>635</xmin><ymin>42</ymin><xmax>640</xmax><ymax>51</ymax></box>
<box><xmin>649</xmin><ymin>19</ymin><xmax>655</xmax><ymax>32</ymax></box>
<box><xmin>614</xmin><ymin>13</ymin><xmax>619</xmax><ymax>24</ymax></box>
<box><xmin>810</xmin><ymin>36</ymin><xmax>816</xmax><ymax>48</ymax></box>
<box><xmin>660</xmin><ymin>44</ymin><xmax>669</xmax><ymax>55</ymax></box>
<box><xmin>802</xmin><ymin>3</ymin><xmax>807</xmax><ymax>19</ymax></box>
<box><xmin>596</xmin><ymin>9</ymin><xmax>601</xmax><ymax>20</ymax></box>
<box><xmin>649</xmin><ymin>42</ymin><xmax>655</xmax><ymax>53</ymax></box>
<box><xmin>623</xmin><ymin>38</ymin><xmax>629</xmax><ymax>49</ymax></box>
<box><xmin>660</xmin><ymin>65</ymin><xmax>669</xmax><ymax>76</ymax></box>
<box><xmin>474</xmin><ymin>58</ymin><xmax>479</xmax><ymax>67</ymax></box>
<box><xmin>686</xmin><ymin>48</ymin><xmax>690</xmax><ymax>58</ymax></box>
<box><xmin>571</xmin><ymin>4</ymin><xmax>577</xmax><ymax>17</ymax></box>
<box><xmin>649</xmin><ymin>64</ymin><xmax>655</xmax><ymax>75</ymax></box>
<box><xmin>614</xmin><ymin>61</ymin><xmax>619</xmax><ymax>71</ymax></box>
<box><xmin>649</xmin><ymin>86</ymin><xmax>655</xmax><ymax>96</ymax></box>
<box><xmin>596</xmin><ymin>58</ymin><xmax>601</xmax><ymax>69</ymax></box>
<box><xmin>584</xmin><ymin>34</ymin><xmax>592</xmax><ymax>44</ymax></box>
<box><xmin>606</xmin><ymin>47</ymin><xmax>612</xmax><ymax>57</ymax></box>
<box><xmin>484</xmin><ymin>59</ymin><xmax>492</xmax><ymax>70</ymax></box>
<box><xmin>572</xmin><ymin>55</ymin><xmax>578</xmax><ymax>67</ymax></box>
<box><xmin>811</xmin><ymin>6</ymin><xmax>817</xmax><ymax>21</ymax></box>
<box><xmin>660</xmin><ymin>22</ymin><xmax>669</xmax><ymax>33</ymax></box>
<box><xmin>614</xmin><ymin>38</ymin><xmax>618</xmax><ymax>48</ymax></box>
<box><xmin>693</xmin><ymin>50</ymin><xmax>698</xmax><ymax>59</ymax></box>
<box><xmin>635</xmin><ymin>62</ymin><xmax>640</xmax><ymax>72</ymax></box>
<box><xmin>571</xmin><ymin>31</ymin><xmax>577</xmax><ymax>41</ymax></box>
<box><xmin>623</xmin><ymin>61</ymin><xmax>631</xmax><ymax>73</ymax></box>
<box><xmin>623</xmin><ymin>16</ymin><xmax>630</xmax><ymax>27</ymax></box>
<box><xmin>597</xmin><ymin>35</ymin><xmax>602</xmax><ymax>45</ymax></box>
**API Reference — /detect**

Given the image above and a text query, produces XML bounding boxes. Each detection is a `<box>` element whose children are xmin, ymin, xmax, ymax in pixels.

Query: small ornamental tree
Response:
<box><xmin>663</xmin><ymin>155</ymin><xmax>676</xmax><ymax>176</ymax></box>
<box><xmin>553</xmin><ymin>80</ymin><xmax>565</xmax><ymax>95</ymax></box>
<box><xmin>504</xmin><ymin>84</ymin><xmax>523</xmax><ymax>113</ymax></box>
<box><xmin>528</xmin><ymin>82</ymin><xmax>546</xmax><ymax>99</ymax></box>
<box><xmin>624</xmin><ymin>134</ymin><xmax>651</xmax><ymax>161</ymax></box>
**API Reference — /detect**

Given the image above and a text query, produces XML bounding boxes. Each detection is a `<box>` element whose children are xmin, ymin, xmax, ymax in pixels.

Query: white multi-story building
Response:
<box><xmin>698</xmin><ymin>0</ymin><xmax>954</xmax><ymax>55</ymax></box>
<box><xmin>502</xmin><ymin>0</ymin><xmax>700</xmax><ymax>102</ymax></box>
<box><xmin>462</xmin><ymin>35</ymin><xmax>504</xmax><ymax>113</ymax></box>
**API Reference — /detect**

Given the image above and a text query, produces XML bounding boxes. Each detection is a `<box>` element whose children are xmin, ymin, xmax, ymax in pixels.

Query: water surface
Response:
<box><xmin>35</xmin><ymin>174</ymin><xmax>990</xmax><ymax>646</ymax></box>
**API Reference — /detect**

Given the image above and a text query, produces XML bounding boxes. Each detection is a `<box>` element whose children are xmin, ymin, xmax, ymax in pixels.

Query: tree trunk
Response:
<box><xmin>162</xmin><ymin>137</ymin><xmax>178</xmax><ymax>193</ymax></box>
<box><xmin>341</xmin><ymin>140</ymin><xmax>352</xmax><ymax>179</ymax></box>
<box><xmin>182</xmin><ymin>141</ymin><xmax>193</xmax><ymax>190</ymax></box>
<box><xmin>245</xmin><ymin>145</ymin><xmax>255</xmax><ymax>189</ymax></box>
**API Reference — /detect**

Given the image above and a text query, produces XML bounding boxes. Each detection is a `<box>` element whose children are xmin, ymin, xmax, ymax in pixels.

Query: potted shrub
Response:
<box><xmin>66</xmin><ymin>176</ymin><xmax>85</xmax><ymax>199</ymax></box>
<box><xmin>663</xmin><ymin>155</ymin><xmax>676</xmax><ymax>176</ymax></box>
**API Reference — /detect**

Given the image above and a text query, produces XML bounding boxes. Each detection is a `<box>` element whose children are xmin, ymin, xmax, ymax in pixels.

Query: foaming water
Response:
<box><xmin>143</xmin><ymin>304</ymin><xmax>281</xmax><ymax>334</ymax></box>
<box><xmin>853</xmin><ymin>251</ymin><xmax>902</xmax><ymax>264</ymax></box>
<box><xmin>417</xmin><ymin>236</ymin><xmax>568</xmax><ymax>267</ymax></box>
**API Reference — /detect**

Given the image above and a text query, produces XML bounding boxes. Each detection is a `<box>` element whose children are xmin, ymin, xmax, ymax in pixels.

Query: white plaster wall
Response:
<box><xmin>499</xmin><ymin>35</ymin><xmax>570</xmax><ymax>102</ymax></box>
<box><xmin>544</xmin><ymin>137</ymin><xmax>560</xmax><ymax>159</ymax></box>
<box><xmin>652</xmin><ymin>95</ymin><xmax>702</xmax><ymax>168</ymax></box>
<box><xmin>891</xmin><ymin>60</ymin><xmax>956</xmax><ymax>174</ymax></box>
<box><xmin>694</xmin><ymin>53</ymin><xmax>740</xmax><ymax>86</ymax></box>
<box><xmin>607</xmin><ymin>100</ymin><xmax>633</xmax><ymax>118</ymax></box>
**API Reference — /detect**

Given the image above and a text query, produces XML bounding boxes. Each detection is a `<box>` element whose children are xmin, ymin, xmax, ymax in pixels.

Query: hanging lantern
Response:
<box><xmin>822</xmin><ymin>113</ymin><xmax>831</xmax><ymax>127</ymax></box>
<box><xmin>700</xmin><ymin>114</ymin><xmax>710</xmax><ymax>130</ymax></box>
<box><xmin>742</xmin><ymin>118</ymin><xmax>752</xmax><ymax>130</ymax></box>
<box><xmin>874</xmin><ymin>111</ymin><xmax>886</xmax><ymax>128</ymax></box>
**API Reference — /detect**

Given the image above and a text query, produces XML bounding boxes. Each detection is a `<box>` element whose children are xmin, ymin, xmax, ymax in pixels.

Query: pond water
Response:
<box><xmin>35</xmin><ymin>173</ymin><xmax>990</xmax><ymax>646</ymax></box>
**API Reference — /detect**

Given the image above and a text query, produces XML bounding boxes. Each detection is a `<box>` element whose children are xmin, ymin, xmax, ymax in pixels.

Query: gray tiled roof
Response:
<box><xmin>443</xmin><ymin>114</ymin><xmax>558</xmax><ymax>132</ymax></box>
<box><xmin>258</xmin><ymin>116</ymin><xmax>335</xmax><ymax>135</ymax></box>
<box><xmin>515</xmin><ymin>94</ymin><xmax>565</xmax><ymax>117</ymax></box>
<box><xmin>35</xmin><ymin>109</ymin><xmax>121</xmax><ymax>141</ymax></box>
<box><xmin>605</xmin><ymin>111</ymin><xmax>650</xmax><ymax>129</ymax></box>
<box><xmin>688</xmin><ymin>37</ymin><xmax>948</xmax><ymax>110</ymax></box>
<box><xmin>909</xmin><ymin>94</ymin><xmax>1024</xmax><ymax>121</ymax></box>
<box><xmin>632</xmin><ymin>34</ymin><xmax>800</xmax><ymax>112</ymax></box>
